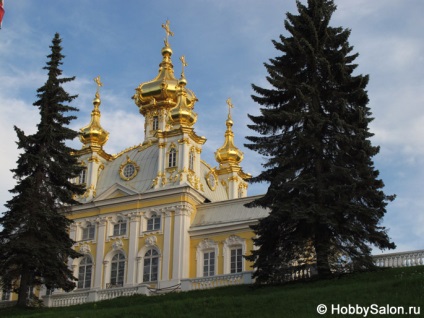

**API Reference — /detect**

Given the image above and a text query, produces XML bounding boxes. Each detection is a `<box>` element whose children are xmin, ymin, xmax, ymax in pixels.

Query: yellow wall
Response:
<box><xmin>189</xmin><ymin>230</ymin><xmax>255</xmax><ymax>278</ymax></box>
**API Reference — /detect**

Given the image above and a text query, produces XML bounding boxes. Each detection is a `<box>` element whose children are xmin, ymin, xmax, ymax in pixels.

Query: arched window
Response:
<box><xmin>82</xmin><ymin>223</ymin><xmax>95</xmax><ymax>241</ymax></box>
<box><xmin>143</xmin><ymin>249</ymin><xmax>159</xmax><ymax>282</ymax></box>
<box><xmin>168</xmin><ymin>148</ymin><xmax>177</xmax><ymax>167</ymax></box>
<box><xmin>77</xmin><ymin>256</ymin><xmax>93</xmax><ymax>289</ymax></box>
<box><xmin>113</xmin><ymin>218</ymin><xmax>127</xmax><ymax>236</ymax></box>
<box><xmin>110</xmin><ymin>252</ymin><xmax>125</xmax><ymax>287</ymax></box>
<box><xmin>147</xmin><ymin>213</ymin><xmax>161</xmax><ymax>231</ymax></box>
<box><xmin>189</xmin><ymin>150</ymin><xmax>195</xmax><ymax>171</ymax></box>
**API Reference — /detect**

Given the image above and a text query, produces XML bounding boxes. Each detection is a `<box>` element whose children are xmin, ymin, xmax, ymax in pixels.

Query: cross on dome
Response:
<box><xmin>161</xmin><ymin>19</ymin><xmax>174</xmax><ymax>46</ymax></box>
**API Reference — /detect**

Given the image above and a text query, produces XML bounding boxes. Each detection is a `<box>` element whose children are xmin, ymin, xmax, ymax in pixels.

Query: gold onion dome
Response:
<box><xmin>132</xmin><ymin>20</ymin><xmax>196</xmax><ymax>115</ymax></box>
<box><xmin>79</xmin><ymin>77</ymin><xmax>109</xmax><ymax>148</ymax></box>
<box><xmin>215</xmin><ymin>99</ymin><xmax>244</xmax><ymax>165</ymax></box>
<box><xmin>169</xmin><ymin>57</ymin><xmax>198</xmax><ymax>127</ymax></box>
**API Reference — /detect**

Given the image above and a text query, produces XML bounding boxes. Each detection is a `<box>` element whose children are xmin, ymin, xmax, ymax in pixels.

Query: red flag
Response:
<box><xmin>0</xmin><ymin>0</ymin><xmax>5</xmax><ymax>29</ymax></box>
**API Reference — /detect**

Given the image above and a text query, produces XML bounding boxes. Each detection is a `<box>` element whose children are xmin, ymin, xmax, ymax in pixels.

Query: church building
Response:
<box><xmin>66</xmin><ymin>22</ymin><xmax>269</xmax><ymax>293</ymax></box>
<box><xmin>0</xmin><ymin>22</ymin><xmax>269</xmax><ymax>306</ymax></box>
<box><xmin>68</xmin><ymin>22</ymin><xmax>268</xmax><ymax>292</ymax></box>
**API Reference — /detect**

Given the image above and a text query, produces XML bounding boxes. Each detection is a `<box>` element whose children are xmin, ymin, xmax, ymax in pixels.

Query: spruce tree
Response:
<box><xmin>0</xmin><ymin>33</ymin><xmax>85</xmax><ymax>307</ymax></box>
<box><xmin>245</xmin><ymin>0</ymin><xmax>395</xmax><ymax>282</ymax></box>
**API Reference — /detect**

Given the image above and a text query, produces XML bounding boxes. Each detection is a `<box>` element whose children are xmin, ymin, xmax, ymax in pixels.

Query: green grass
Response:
<box><xmin>1</xmin><ymin>266</ymin><xmax>423</xmax><ymax>318</ymax></box>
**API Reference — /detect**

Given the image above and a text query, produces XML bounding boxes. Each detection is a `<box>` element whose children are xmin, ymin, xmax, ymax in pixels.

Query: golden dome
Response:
<box><xmin>79</xmin><ymin>89</ymin><xmax>109</xmax><ymax>148</ymax></box>
<box><xmin>169</xmin><ymin>68</ymin><xmax>198</xmax><ymax>127</ymax></box>
<box><xmin>215</xmin><ymin>100</ymin><xmax>243</xmax><ymax>165</ymax></box>
<box><xmin>132</xmin><ymin>22</ymin><xmax>196</xmax><ymax>116</ymax></box>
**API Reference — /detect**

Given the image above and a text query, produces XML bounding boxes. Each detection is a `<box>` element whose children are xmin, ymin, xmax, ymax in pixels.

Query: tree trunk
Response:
<box><xmin>315</xmin><ymin>226</ymin><xmax>332</xmax><ymax>278</ymax></box>
<box><xmin>16</xmin><ymin>266</ymin><xmax>30</xmax><ymax>308</ymax></box>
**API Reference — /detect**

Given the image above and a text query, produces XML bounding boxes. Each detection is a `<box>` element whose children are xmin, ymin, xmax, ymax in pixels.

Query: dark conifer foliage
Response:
<box><xmin>245</xmin><ymin>0</ymin><xmax>395</xmax><ymax>282</ymax></box>
<box><xmin>0</xmin><ymin>33</ymin><xmax>85</xmax><ymax>307</ymax></box>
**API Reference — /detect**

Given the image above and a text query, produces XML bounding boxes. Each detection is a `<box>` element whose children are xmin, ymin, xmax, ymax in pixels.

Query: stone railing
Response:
<box><xmin>44</xmin><ymin>290</ymin><xmax>89</xmax><ymax>308</ymax></box>
<box><xmin>373</xmin><ymin>249</ymin><xmax>424</xmax><ymax>268</ymax></box>
<box><xmin>97</xmin><ymin>285</ymin><xmax>140</xmax><ymax>301</ymax></box>
<box><xmin>181</xmin><ymin>272</ymin><xmax>253</xmax><ymax>291</ymax></box>
<box><xmin>43</xmin><ymin>285</ymin><xmax>150</xmax><ymax>308</ymax></box>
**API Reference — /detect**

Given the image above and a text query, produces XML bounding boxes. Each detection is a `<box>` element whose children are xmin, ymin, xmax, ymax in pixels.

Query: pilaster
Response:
<box><xmin>125</xmin><ymin>212</ymin><xmax>140</xmax><ymax>286</ymax></box>
<box><xmin>94</xmin><ymin>217</ymin><xmax>107</xmax><ymax>289</ymax></box>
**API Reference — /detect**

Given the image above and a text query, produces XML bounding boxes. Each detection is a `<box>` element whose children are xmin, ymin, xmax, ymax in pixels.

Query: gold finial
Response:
<box><xmin>180</xmin><ymin>55</ymin><xmax>188</xmax><ymax>78</ymax></box>
<box><xmin>162</xmin><ymin>20</ymin><xmax>174</xmax><ymax>46</ymax></box>
<box><xmin>226</xmin><ymin>97</ymin><xmax>234</xmax><ymax>119</ymax></box>
<box><xmin>94</xmin><ymin>75</ymin><xmax>103</xmax><ymax>99</ymax></box>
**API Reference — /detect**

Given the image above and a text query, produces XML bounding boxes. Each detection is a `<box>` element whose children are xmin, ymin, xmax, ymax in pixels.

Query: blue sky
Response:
<box><xmin>0</xmin><ymin>1</ymin><xmax>423</xmax><ymax>253</ymax></box>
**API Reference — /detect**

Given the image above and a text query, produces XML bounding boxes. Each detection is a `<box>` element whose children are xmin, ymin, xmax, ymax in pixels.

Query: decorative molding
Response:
<box><xmin>112</xmin><ymin>239</ymin><xmax>124</xmax><ymax>250</ymax></box>
<box><xmin>145</xmin><ymin>235</ymin><xmax>157</xmax><ymax>247</ymax></box>
<box><xmin>119</xmin><ymin>155</ymin><xmax>140</xmax><ymax>181</ymax></box>
<box><xmin>199</xmin><ymin>238</ymin><xmax>218</xmax><ymax>250</ymax></box>
<box><xmin>94</xmin><ymin>216</ymin><xmax>109</xmax><ymax>226</ymax></box>
<box><xmin>79</xmin><ymin>243</ymin><xmax>91</xmax><ymax>255</ymax></box>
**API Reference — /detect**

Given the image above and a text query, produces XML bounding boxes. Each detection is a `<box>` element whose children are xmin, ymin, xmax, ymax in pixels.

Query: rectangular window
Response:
<box><xmin>79</xmin><ymin>169</ymin><xmax>87</xmax><ymax>184</ymax></box>
<box><xmin>203</xmin><ymin>251</ymin><xmax>215</xmax><ymax>277</ymax></box>
<box><xmin>82</xmin><ymin>225</ymin><xmax>95</xmax><ymax>240</ymax></box>
<box><xmin>230</xmin><ymin>248</ymin><xmax>243</xmax><ymax>273</ymax></box>
<box><xmin>147</xmin><ymin>216</ymin><xmax>161</xmax><ymax>231</ymax></box>
<box><xmin>152</xmin><ymin>116</ymin><xmax>159</xmax><ymax>130</ymax></box>
<box><xmin>113</xmin><ymin>221</ymin><xmax>127</xmax><ymax>236</ymax></box>
<box><xmin>168</xmin><ymin>149</ymin><xmax>177</xmax><ymax>167</ymax></box>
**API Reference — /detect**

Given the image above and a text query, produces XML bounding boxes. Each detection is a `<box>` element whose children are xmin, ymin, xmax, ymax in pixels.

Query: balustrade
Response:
<box><xmin>3</xmin><ymin>250</ymin><xmax>421</xmax><ymax>308</ymax></box>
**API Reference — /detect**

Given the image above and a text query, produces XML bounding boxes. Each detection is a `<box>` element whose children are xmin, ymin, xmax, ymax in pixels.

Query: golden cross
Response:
<box><xmin>94</xmin><ymin>76</ymin><xmax>103</xmax><ymax>98</ymax></box>
<box><xmin>161</xmin><ymin>20</ymin><xmax>174</xmax><ymax>46</ymax></box>
<box><xmin>180</xmin><ymin>55</ymin><xmax>188</xmax><ymax>77</ymax></box>
<box><xmin>226</xmin><ymin>97</ymin><xmax>234</xmax><ymax>117</ymax></box>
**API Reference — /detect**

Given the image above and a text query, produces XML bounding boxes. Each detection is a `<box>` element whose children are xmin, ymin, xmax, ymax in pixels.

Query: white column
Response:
<box><xmin>125</xmin><ymin>213</ymin><xmax>140</xmax><ymax>286</ymax></box>
<box><xmin>94</xmin><ymin>217</ymin><xmax>107</xmax><ymax>289</ymax></box>
<box><xmin>161</xmin><ymin>210</ymin><xmax>173</xmax><ymax>281</ymax></box>
<box><xmin>172</xmin><ymin>205</ymin><xmax>192</xmax><ymax>280</ymax></box>
<box><xmin>135</xmin><ymin>257</ymin><xmax>142</xmax><ymax>284</ymax></box>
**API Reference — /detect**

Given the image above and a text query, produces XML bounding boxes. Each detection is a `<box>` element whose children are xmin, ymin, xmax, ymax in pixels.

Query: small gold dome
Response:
<box><xmin>79</xmin><ymin>93</ymin><xmax>109</xmax><ymax>148</ymax></box>
<box><xmin>169</xmin><ymin>77</ymin><xmax>198</xmax><ymax>127</ymax></box>
<box><xmin>215</xmin><ymin>115</ymin><xmax>243</xmax><ymax>165</ymax></box>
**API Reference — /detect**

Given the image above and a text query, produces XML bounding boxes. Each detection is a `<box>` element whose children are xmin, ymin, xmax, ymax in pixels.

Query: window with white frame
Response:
<box><xmin>77</xmin><ymin>256</ymin><xmax>93</xmax><ymax>289</ymax></box>
<box><xmin>168</xmin><ymin>148</ymin><xmax>177</xmax><ymax>167</ymax></box>
<box><xmin>113</xmin><ymin>219</ymin><xmax>127</xmax><ymax>236</ymax></box>
<box><xmin>196</xmin><ymin>239</ymin><xmax>219</xmax><ymax>278</ymax></box>
<box><xmin>110</xmin><ymin>252</ymin><xmax>125</xmax><ymax>287</ymax></box>
<box><xmin>152</xmin><ymin>116</ymin><xmax>159</xmax><ymax>130</ymax></box>
<box><xmin>223</xmin><ymin>235</ymin><xmax>246</xmax><ymax>274</ymax></box>
<box><xmin>143</xmin><ymin>249</ymin><xmax>159</xmax><ymax>282</ymax></box>
<box><xmin>147</xmin><ymin>213</ymin><xmax>161</xmax><ymax>231</ymax></box>
<box><xmin>203</xmin><ymin>251</ymin><xmax>215</xmax><ymax>277</ymax></box>
<box><xmin>230</xmin><ymin>248</ymin><xmax>243</xmax><ymax>273</ymax></box>
<box><xmin>82</xmin><ymin>223</ymin><xmax>95</xmax><ymax>241</ymax></box>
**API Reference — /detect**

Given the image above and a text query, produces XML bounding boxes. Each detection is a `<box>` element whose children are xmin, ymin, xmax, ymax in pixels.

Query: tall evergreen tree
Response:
<box><xmin>0</xmin><ymin>33</ymin><xmax>85</xmax><ymax>307</ymax></box>
<box><xmin>245</xmin><ymin>0</ymin><xmax>395</xmax><ymax>282</ymax></box>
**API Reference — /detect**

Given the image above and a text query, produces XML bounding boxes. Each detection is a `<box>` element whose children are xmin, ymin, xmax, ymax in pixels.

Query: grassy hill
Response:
<box><xmin>1</xmin><ymin>266</ymin><xmax>423</xmax><ymax>318</ymax></box>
